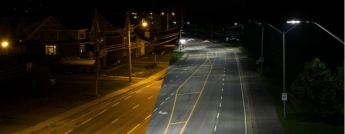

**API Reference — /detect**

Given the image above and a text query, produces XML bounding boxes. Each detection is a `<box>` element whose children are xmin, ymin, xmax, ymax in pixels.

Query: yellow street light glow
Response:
<box><xmin>1</xmin><ymin>41</ymin><xmax>8</xmax><ymax>48</ymax></box>
<box><xmin>142</xmin><ymin>22</ymin><xmax>147</xmax><ymax>27</ymax></box>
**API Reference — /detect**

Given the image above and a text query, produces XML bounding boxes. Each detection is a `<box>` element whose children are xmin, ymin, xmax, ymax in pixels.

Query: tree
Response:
<box><xmin>291</xmin><ymin>58</ymin><xmax>342</xmax><ymax>117</ymax></box>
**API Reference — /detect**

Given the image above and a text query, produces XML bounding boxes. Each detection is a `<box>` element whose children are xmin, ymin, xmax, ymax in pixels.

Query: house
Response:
<box><xmin>21</xmin><ymin>15</ymin><xmax>96</xmax><ymax>73</ymax></box>
<box><xmin>94</xmin><ymin>13</ymin><xmax>150</xmax><ymax>66</ymax></box>
<box><xmin>22</xmin><ymin>15</ymin><xmax>90</xmax><ymax>57</ymax></box>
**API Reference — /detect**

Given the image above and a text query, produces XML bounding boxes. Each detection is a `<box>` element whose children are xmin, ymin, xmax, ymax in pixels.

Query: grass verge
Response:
<box><xmin>260</xmin><ymin>73</ymin><xmax>344</xmax><ymax>134</ymax></box>
<box><xmin>170</xmin><ymin>48</ymin><xmax>185</xmax><ymax>65</ymax></box>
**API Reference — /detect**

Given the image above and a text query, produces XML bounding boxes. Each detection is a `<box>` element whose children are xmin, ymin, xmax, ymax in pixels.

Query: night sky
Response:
<box><xmin>1</xmin><ymin>0</ymin><xmax>343</xmax><ymax>37</ymax></box>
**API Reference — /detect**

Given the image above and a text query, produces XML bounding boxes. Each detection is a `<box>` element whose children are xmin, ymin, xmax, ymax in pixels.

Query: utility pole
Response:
<box><xmin>126</xmin><ymin>11</ymin><xmax>132</xmax><ymax>81</ymax></box>
<box><xmin>167</xmin><ymin>14</ymin><xmax>169</xmax><ymax>31</ymax></box>
<box><xmin>94</xmin><ymin>7</ymin><xmax>99</xmax><ymax>96</ymax></box>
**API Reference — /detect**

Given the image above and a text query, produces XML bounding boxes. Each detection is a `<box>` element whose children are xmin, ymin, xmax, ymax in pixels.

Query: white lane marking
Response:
<box><xmin>153</xmin><ymin>108</ymin><xmax>158</xmax><ymax>112</ymax></box>
<box><xmin>112</xmin><ymin>118</ymin><xmax>119</xmax><ymax>123</ymax></box>
<box><xmin>65</xmin><ymin>129</ymin><xmax>73</xmax><ymax>134</ymax></box>
<box><xmin>163</xmin><ymin>84</ymin><xmax>166</xmax><ymax>87</ymax></box>
<box><xmin>223</xmin><ymin>79</ymin><xmax>224</xmax><ymax>81</ymax></box>
<box><xmin>181</xmin><ymin>72</ymin><xmax>183</xmax><ymax>73</ymax></box>
<box><xmin>148</xmin><ymin>96</ymin><xmax>153</xmax><ymax>99</ymax></box>
<box><xmin>221</xmin><ymin>96</ymin><xmax>222</xmax><ymax>100</ymax></box>
<box><xmin>171</xmin><ymin>92</ymin><xmax>174</xmax><ymax>95</ymax></box>
<box><xmin>82</xmin><ymin>118</ymin><xmax>92</xmax><ymax>125</ymax></box>
<box><xmin>160</xmin><ymin>102</ymin><xmax>164</xmax><ymax>105</ymax></box>
<box><xmin>185</xmin><ymin>69</ymin><xmax>187</xmax><ymax>70</ymax></box>
<box><xmin>113</xmin><ymin>102</ymin><xmax>120</xmax><ymax>107</ymax></box>
<box><xmin>176</xmin><ymin>75</ymin><xmax>178</xmax><ymax>77</ymax></box>
<box><xmin>222</xmin><ymin>83</ymin><xmax>224</xmax><ymax>85</ymax></box>
<box><xmin>145</xmin><ymin>114</ymin><xmax>151</xmax><ymax>120</ymax></box>
<box><xmin>133</xmin><ymin>104</ymin><xmax>139</xmax><ymax>109</ymax></box>
<box><xmin>223</xmin><ymin>74</ymin><xmax>225</xmax><ymax>76</ymax></box>
<box><xmin>166</xmin><ymin>97</ymin><xmax>169</xmax><ymax>100</ymax></box>
<box><xmin>214</xmin><ymin>126</ymin><xmax>217</xmax><ymax>131</ymax></box>
<box><xmin>222</xmin><ymin>88</ymin><xmax>223</xmax><ymax>91</ymax></box>
<box><xmin>170</xmin><ymin>80</ymin><xmax>173</xmax><ymax>82</ymax></box>
<box><xmin>219</xmin><ymin>103</ymin><xmax>222</xmax><ymax>107</ymax></box>
<box><xmin>127</xmin><ymin>123</ymin><xmax>140</xmax><ymax>134</ymax></box>
<box><xmin>99</xmin><ymin>109</ymin><xmax>107</xmax><ymax>114</ymax></box>
<box><xmin>124</xmin><ymin>96</ymin><xmax>131</xmax><ymax>100</ymax></box>
<box><xmin>224</xmin><ymin>70</ymin><xmax>225</xmax><ymax>72</ymax></box>
<box><xmin>217</xmin><ymin>113</ymin><xmax>219</xmax><ymax>118</ymax></box>
<box><xmin>136</xmin><ymin>89</ymin><xmax>142</xmax><ymax>93</ymax></box>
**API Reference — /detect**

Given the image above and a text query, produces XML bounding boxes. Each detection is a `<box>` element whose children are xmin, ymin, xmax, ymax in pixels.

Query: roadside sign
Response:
<box><xmin>282</xmin><ymin>93</ymin><xmax>287</xmax><ymax>101</ymax></box>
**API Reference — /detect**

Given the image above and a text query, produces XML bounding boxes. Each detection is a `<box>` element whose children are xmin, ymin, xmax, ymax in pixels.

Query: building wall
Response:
<box><xmin>26</xmin><ymin>44</ymin><xmax>45</xmax><ymax>55</ymax></box>
<box><xmin>58</xmin><ymin>44</ymin><xmax>80</xmax><ymax>57</ymax></box>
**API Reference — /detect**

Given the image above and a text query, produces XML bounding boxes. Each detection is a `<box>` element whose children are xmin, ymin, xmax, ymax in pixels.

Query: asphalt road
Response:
<box><xmin>146</xmin><ymin>39</ymin><xmax>249</xmax><ymax>134</ymax></box>
<box><xmin>28</xmin><ymin>77</ymin><xmax>164</xmax><ymax>134</ymax></box>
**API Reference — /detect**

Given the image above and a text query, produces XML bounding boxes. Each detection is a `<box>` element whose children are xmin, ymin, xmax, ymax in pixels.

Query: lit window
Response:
<box><xmin>45</xmin><ymin>45</ymin><xmax>56</xmax><ymax>55</ymax></box>
<box><xmin>78</xmin><ymin>30</ymin><xmax>86</xmax><ymax>39</ymax></box>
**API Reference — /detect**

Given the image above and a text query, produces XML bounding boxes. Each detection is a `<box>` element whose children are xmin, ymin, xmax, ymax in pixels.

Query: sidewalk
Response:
<box><xmin>236</xmin><ymin>52</ymin><xmax>285</xmax><ymax>134</ymax></box>
<box><xmin>14</xmin><ymin>67</ymin><xmax>168</xmax><ymax>134</ymax></box>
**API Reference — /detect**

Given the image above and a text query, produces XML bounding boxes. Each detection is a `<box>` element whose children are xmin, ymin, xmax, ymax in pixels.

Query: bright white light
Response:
<box><xmin>180</xmin><ymin>39</ymin><xmax>186</xmax><ymax>44</ymax></box>
<box><xmin>287</xmin><ymin>20</ymin><xmax>301</xmax><ymax>24</ymax></box>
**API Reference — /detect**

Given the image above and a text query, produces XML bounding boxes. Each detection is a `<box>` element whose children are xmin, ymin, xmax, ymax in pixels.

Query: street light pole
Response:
<box><xmin>126</xmin><ymin>13</ymin><xmax>132</xmax><ymax>82</ymax></box>
<box><xmin>258</xmin><ymin>20</ymin><xmax>344</xmax><ymax>119</ymax></box>
<box><xmin>94</xmin><ymin>7</ymin><xmax>99</xmax><ymax>96</ymax></box>
<box><xmin>126</xmin><ymin>12</ymin><xmax>147</xmax><ymax>81</ymax></box>
<box><xmin>261</xmin><ymin>26</ymin><xmax>264</xmax><ymax>74</ymax></box>
<box><xmin>179</xmin><ymin>22</ymin><xmax>189</xmax><ymax>52</ymax></box>
<box><xmin>287</xmin><ymin>20</ymin><xmax>344</xmax><ymax>44</ymax></box>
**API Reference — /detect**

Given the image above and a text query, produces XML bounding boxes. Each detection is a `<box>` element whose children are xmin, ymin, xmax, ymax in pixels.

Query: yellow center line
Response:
<box><xmin>177</xmin><ymin>92</ymin><xmax>200</xmax><ymax>95</ymax></box>
<box><xmin>180</xmin><ymin>53</ymin><xmax>213</xmax><ymax>134</ymax></box>
<box><xmin>163</xmin><ymin>53</ymin><xmax>210</xmax><ymax>134</ymax></box>
<box><xmin>170</xmin><ymin>121</ymin><xmax>186</xmax><ymax>125</ymax></box>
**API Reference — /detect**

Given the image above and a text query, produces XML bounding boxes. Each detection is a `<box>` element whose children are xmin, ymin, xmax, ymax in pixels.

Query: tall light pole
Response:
<box><xmin>234</xmin><ymin>23</ymin><xmax>244</xmax><ymax>34</ymax></box>
<box><xmin>179</xmin><ymin>22</ymin><xmax>189</xmax><ymax>51</ymax></box>
<box><xmin>258</xmin><ymin>22</ymin><xmax>298</xmax><ymax>118</ymax></box>
<box><xmin>253</xmin><ymin>21</ymin><xmax>265</xmax><ymax>74</ymax></box>
<box><xmin>259</xmin><ymin>19</ymin><xmax>344</xmax><ymax>118</ymax></box>
<box><xmin>287</xmin><ymin>20</ymin><xmax>344</xmax><ymax>44</ymax></box>
<box><xmin>93</xmin><ymin>7</ymin><xmax>99</xmax><ymax>96</ymax></box>
<box><xmin>195</xmin><ymin>25</ymin><xmax>197</xmax><ymax>38</ymax></box>
<box><xmin>126</xmin><ymin>12</ymin><xmax>147</xmax><ymax>81</ymax></box>
<box><xmin>260</xmin><ymin>25</ymin><xmax>264</xmax><ymax>74</ymax></box>
<box><xmin>206</xmin><ymin>23</ymin><xmax>213</xmax><ymax>39</ymax></box>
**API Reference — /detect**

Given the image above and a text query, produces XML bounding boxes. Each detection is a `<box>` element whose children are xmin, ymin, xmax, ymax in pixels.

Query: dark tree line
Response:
<box><xmin>241</xmin><ymin>20</ymin><xmax>344</xmax><ymax>117</ymax></box>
